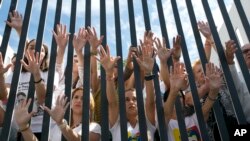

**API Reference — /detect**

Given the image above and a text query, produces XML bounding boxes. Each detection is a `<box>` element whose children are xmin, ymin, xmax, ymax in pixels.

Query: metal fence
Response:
<box><xmin>0</xmin><ymin>0</ymin><xmax>249</xmax><ymax>140</ymax></box>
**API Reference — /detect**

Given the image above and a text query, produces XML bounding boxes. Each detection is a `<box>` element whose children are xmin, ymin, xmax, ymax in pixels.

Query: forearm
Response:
<box><xmin>0</xmin><ymin>75</ymin><xmax>8</xmax><ymax>100</ymax></box>
<box><xmin>21</xmin><ymin>128</ymin><xmax>39</xmax><ymax>141</ymax></box>
<box><xmin>56</xmin><ymin>46</ymin><xmax>66</xmax><ymax>64</ymax></box>
<box><xmin>145</xmin><ymin>79</ymin><xmax>155</xmax><ymax>125</ymax></box>
<box><xmin>160</xmin><ymin>62</ymin><xmax>170</xmax><ymax>89</ymax></box>
<box><xmin>123</xmin><ymin>65</ymin><xmax>133</xmax><ymax>82</ymax></box>
<box><xmin>164</xmin><ymin>89</ymin><xmax>178</xmax><ymax>123</ymax></box>
<box><xmin>33</xmin><ymin>72</ymin><xmax>46</xmax><ymax>104</ymax></box>
<box><xmin>90</xmin><ymin>56</ymin><xmax>99</xmax><ymax>93</ymax></box>
<box><xmin>202</xmin><ymin>90</ymin><xmax>218</xmax><ymax>122</ymax></box>
<box><xmin>60</xmin><ymin>125</ymin><xmax>81</xmax><ymax>141</ymax></box>
<box><xmin>106</xmin><ymin>76</ymin><xmax>119</xmax><ymax>126</ymax></box>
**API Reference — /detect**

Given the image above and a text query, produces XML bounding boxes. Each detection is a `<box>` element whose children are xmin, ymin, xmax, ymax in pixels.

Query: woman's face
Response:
<box><xmin>193</xmin><ymin>64</ymin><xmax>205</xmax><ymax>85</ymax></box>
<box><xmin>25</xmin><ymin>40</ymin><xmax>46</xmax><ymax>61</ymax></box>
<box><xmin>71</xmin><ymin>90</ymin><xmax>83</xmax><ymax>115</ymax></box>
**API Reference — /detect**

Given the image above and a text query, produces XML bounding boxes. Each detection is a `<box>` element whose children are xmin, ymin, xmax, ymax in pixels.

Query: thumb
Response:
<box><xmin>43</xmin><ymin>105</ymin><xmax>52</xmax><ymax>116</ymax></box>
<box><xmin>4</xmin><ymin>64</ymin><xmax>12</xmax><ymax>73</ymax></box>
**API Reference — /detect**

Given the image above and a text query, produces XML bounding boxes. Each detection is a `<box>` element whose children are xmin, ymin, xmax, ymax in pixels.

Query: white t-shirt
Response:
<box><xmin>49</xmin><ymin>122</ymin><xmax>101</xmax><ymax>141</ymax></box>
<box><xmin>167</xmin><ymin>114</ymin><xmax>201</xmax><ymax>141</ymax></box>
<box><xmin>6</xmin><ymin>71</ymin><xmax>49</xmax><ymax>133</ymax></box>
<box><xmin>110</xmin><ymin>116</ymin><xmax>156</xmax><ymax>141</ymax></box>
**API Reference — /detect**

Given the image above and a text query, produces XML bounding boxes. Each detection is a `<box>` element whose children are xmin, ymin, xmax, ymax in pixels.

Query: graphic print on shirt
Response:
<box><xmin>173</xmin><ymin>125</ymin><xmax>201</xmax><ymax>141</ymax></box>
<box><xmin>127</xmin><ymin>130</ymin><xmax>141</xmax><ymax>141</ymax></box>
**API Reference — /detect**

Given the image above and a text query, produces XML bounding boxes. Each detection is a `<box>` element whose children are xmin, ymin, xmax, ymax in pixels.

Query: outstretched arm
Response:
<box><xmin>98</xmin><ymin>45</ymin><xmax>120</xmax><ymax>127</ymax></box>
<box><xmin>155</xmin><ymin>37</ymin><xmax>173</xmax><ymax>89</ymax></box>
<box><xmin>198</xmin><ymin>21</ymin><xmax>215</xmax><ymax>61</ymax></box>
<box><xmin>21</xmin><ymin>52</ymin><xmax>46</xmax><ymax>104</ymax></box>
<box><xmin>43</xmin><ymin>95</ymin><xmax>82</xmax><ymax>141</ymax></box>
<box><xmin>164</xmin><ymin>63</ymin><xmax>188</xmax><ymax>124</ymax></box>
<box><xmin>134</xmin><ymin>32</ymin><xmax>156</xmax><ymax>125</ymax></box>
<box><xmin>14</xmin><ymin>99</ymin><xmax>38</xmax><ymax>141</ymax></box>
<box><xmin>87</xmin><ymin>27</ymin><xmax>104</xmax><ymax>94</ymax></box>
<box><xmin>202</xmin><ymin>63</ymin><xmax>223</xmax><ymax>121</ymax></box>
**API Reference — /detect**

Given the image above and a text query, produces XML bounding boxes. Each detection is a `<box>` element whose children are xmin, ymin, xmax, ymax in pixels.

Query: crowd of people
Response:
<box><xmin>0</xmin><ymin>10</ymin><xmax>250</xmax><ymax>141</ymax></box>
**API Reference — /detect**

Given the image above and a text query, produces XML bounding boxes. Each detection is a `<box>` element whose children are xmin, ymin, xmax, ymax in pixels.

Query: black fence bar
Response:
<box><xmin>201</xmin><ymin>0</ymin><xmax>247</xmax><ymax>124</ymax></box>
<box><xmin>218</xmin><ymin>0</ymin><xmax>250</xmax><ymax>95</ymax></box>
<box><xmin>82</xmin><ymin>0</ymin><xmax>91</xmax><ymax>140</ymax></box>
<box><xmin>99</xmin><ymin>0</ymin><xmax>109</xmax><ymax>141</ymax></box>
<box><xmin>212</xmin><ymin>101</ymin><xmax>230</xmax><ymax>141</ymax></box>
<box><xmin>171</xmin><ymin>0</ymin><xmax>210</xmax><ymax>140</ymax></box>
<box><xmin>140</xmin><ymin>0</ymin><xmax>168</xmax><ymax>140</ymax></box>
<box><xmin>27</xmin><ymin>0</ymin><xmax>48</xmax><ymax>138</ymax></box>
<box><xmin>114</xmin><ymin>0</ymin><xmax>128</xmax><ymax>140</ymax></box>
<box><xmin>127</xmin><ymin>0</ymin><xmax>148</xmax><ymax>140</ymax></box>
<box><xmin>63</xmin><ymin>1</ymin><xmax>77</xmax><ymax>141</ymax></box>
<box><xmin>27</xmin><ymin>0</ymin><xmax>48</xmax><ymax>114</ymax></box>
<box><xmin>0</xmin><ymin>0</ymin><xmax>17</xmax><ymax>60</ymax></box>
<box><xmin>234</xmin><ymin>0</ymin><xmax>250</xmax><ymax>41</ymax></box>
<box><xmin>41</xmin><ymin>0</ymin><xmax>62</xmax><ymax>141</ymax></box>
<box><xmin>185</xmin><ymin>0</ymin><xmax>229</xmax><ymax>140</ymax></box>
<box><xmin>0</xmin><ymin>0</ymin><xmax>34</xmax><ymax>140</ymax></box>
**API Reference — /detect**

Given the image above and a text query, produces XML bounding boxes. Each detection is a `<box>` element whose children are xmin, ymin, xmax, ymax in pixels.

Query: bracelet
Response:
<box><xmin>19</xmin><ymin>124</ymin><xmax>29</xmax><ymax>132</ymax></box>
<box><xmin>34</xmin><ymin>78</ymin><xmax>44</xmax><ymax>84</ymax></box>
<box><xmin>90</xmin><ymin>50</ymin><xmax>98</xmax><ymax>56</ymax></box>
<box><xmin>58</xmin><ymin>119</ymin><xmax>68</xmax><ymax>130</ymax></box>
<box><xmin>207</xmin><ymin>95</ymin><xmax>217</xmax><ymax>101</ymax></box>
<box><xmin>144</xmin><ymin>74</ymin><xmax>155</xmax><ymax>81</ymax></box>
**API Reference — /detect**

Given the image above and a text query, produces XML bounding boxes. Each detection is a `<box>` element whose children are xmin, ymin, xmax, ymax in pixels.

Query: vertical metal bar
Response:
<box><xmin>62</xmin><ymin>0</ymin><xmax>77</xmax><ymax>141</ymax></box>
<box><xmin>127</xmin><ymin>0</ymin><xmax>148</xmax><ymax>140</ymax></box>
<box><xmin>41</xmin><ymin>0</ymin><xmax>62</xmax><ymax>140</ymax></box>
<box><xmin>82</xmin><ymin>0</ymin><xmax>91</xmax><ymax>141</ymax></box>
<box><xmin>218</xmin><ymin>0</ymin><xmax>250</xmax><ymax>97</ymax></box>
<box><xmin>0</xmin><ymin>0</ymin><xmax>33</xmax><ymax>140</ymax></box>
<box><xmin>0</xmin><ymin>0</ymin><xmax>17</xmax><ymax>60</ymax></box>
<box><xmin>26</xmin><ymin>0</ymin><xmax>48</xmax><ymax>139</ymax></box>
<box><xmin>113</xmin><ymin>0</ymin><xmax>128</xmax><ymax>140</ymax></box>
<box><xmin>99</xmin><ymin>0</ymin><xmax>109</xmax><ymax>141</ymax></box>
<box><xmin>201</xmin><ymin>0</ymin><xmax>247</xmax><ymax>124</ymax></box>
<box><xmin>234</xmin><ymin>0</ymin><xmax>250</xmax><ymax>41</ymax></box>
<box><xmin>27</xmin><ymin>0</ymin><xmax>48</xmax><ymax>115</ymax></box>
<box><xmin>171</xmin><ymin>0</ymin><xmax>210</xmax><ymax>140</ymax></box>
<box><xmin>140</xmin><ymin>0</ymin><xmax>168</xmax><ymax>140</ymax></box>
<box><xmin>185</xmin><ymin>0</ymin><xmax>230</xmax><ymax>140</ymax></box>
<box><xmin>212</xmin><ymin>101</ymin><xmax>230</xmax><ymax>141</ymax></box>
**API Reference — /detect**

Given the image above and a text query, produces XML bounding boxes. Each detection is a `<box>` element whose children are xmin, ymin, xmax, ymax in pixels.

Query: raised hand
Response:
<box><xmin>206</xmin><ymin>63</ymin><xmax>223</xmax><ymax>92</ymax></box>
<box><xmin>169</xmin><ymin>62</ymin><xmax>188</xmax><ymax>91</ymax></box>
<box><xmin>225</xmin><ymin>40</ymin><xmax>237</xmax><ymax>64</ymax></box>
<box><xmin>172</xmin><ymin>35</ymin><xmax>182</xmax><ymax>61</ymax></box>
<box><xmin>73</xmin><ymin>27</ymin><xmax>88</xmax><ymax>54</ymax></box>
<box><xmin>141</xmin><ymin>31</ymin><xmax>155</xmax><ymax>48</ymax></box>
<box><xmin>43</xmin><ymin>95</ymin><xmax>69</xmax><ymax>125</ymax></box>
<box><xmin>155</xmin><ymin>37</ymin><xmax>173</xmax><ymax>63</ymax></box>
<box><xmin>53</xmin><ymin>24</ymin><xmax>69</xmax><ymax>49</ymax></box>
<box><xmin>21</xmin><ymin>52</ymin><xmax>43</xmax><ymax>75</ymax></box>
<box><xmin>5</xmin><ymin>11</ymin><xmax>23</xmax><ymax>34</ymax></box>
<box><xmin>0</xmin><ymin>53</ymin><xmax>12</xmax><ymax>75</ymax></box>
<box><xmin>197</xmin><ymin>21</ymin><xmax>211</xmax><ymax>38</ymax></box>
<box><xmin>87</xmin><ymin>27</ymin><xmax>104</xmax><ymax>51</ymax></box>
<box><xmin>133</xmin><ymin>43</ymin><xmax>156</xmax><ymax>74</ymax></box>
<box><xmin>14</xmin><ymin>99</ymin><xmax>35</xmax><ymax>129</ymax></box>
<box><xmin>98</xmin><ymin>45</ymin><xmax>120</xmax><ymax>76</ymax></box>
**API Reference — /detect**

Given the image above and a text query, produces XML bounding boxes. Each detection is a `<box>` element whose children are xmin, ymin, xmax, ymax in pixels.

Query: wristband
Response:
<box><xmin>144</xmin><ymin>74</ymin><xmax>155</xmax><ymax>81</ymax></box>
<box><xmin>34</xmin><ymin>78</ymin><xmax>44</xmax><ymax>84</ymax></box>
